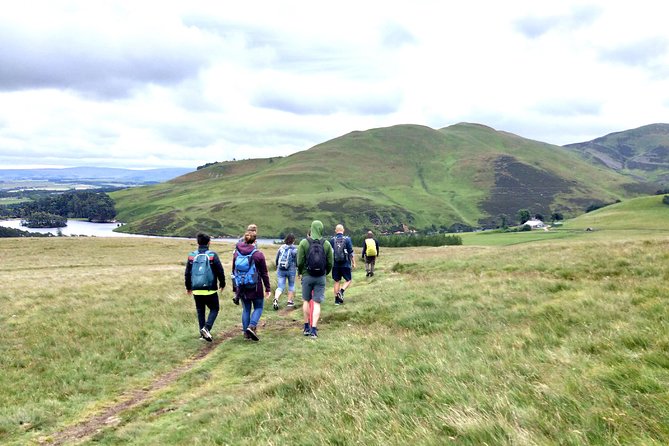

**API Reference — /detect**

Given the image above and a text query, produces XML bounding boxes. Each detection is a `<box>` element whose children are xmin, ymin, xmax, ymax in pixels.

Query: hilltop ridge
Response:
<box><xmin>111</xmin><ymin>123</ymin><xmax>660</xmax><ymax>237</ymax></box>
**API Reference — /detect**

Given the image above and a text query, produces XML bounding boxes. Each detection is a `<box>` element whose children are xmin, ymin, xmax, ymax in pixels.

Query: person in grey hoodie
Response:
<box><xmin>297</xmin><ymin>220</ymin><xmax>333</xmax><ymax>338</ymax></box>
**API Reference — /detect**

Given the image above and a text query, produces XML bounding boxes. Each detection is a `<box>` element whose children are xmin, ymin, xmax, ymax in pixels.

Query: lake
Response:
<box><xmin>0</xmin><ymin>219</ymin><xmax>279</xmax><ymax>244</ymax></box>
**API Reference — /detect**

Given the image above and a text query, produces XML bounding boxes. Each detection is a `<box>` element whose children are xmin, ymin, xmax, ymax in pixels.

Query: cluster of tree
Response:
<box><xmin>585</xmin><ymin>200</ymin><xmax>621</xmax><ymax>213</ymax></box>
<box><xmin>5</xmin><ymin>190</ymin><xmax>116</xmax><ymax>222</ymax></box>
<box><xmin>656</xmin><ymin>188</ymin><xmax>669</xmax><ymax>195</ymax></box>
<box><xmin>0</xmin><ymin>226</ymin><xmax>54</xmax><ymax>238</ymax></box>
<box><xmin>663</xmin><ymin>195</ymin><xmax>669</xmax><ymax>205</ymax></box>
<box><xmin>21</xmin><ymin>212</ymin><xmax>67</xmax><ymax>228</ymax></box>
<box><xmin>423</xmin><ymin>223</ymin><xmax>474</xmax><ymax>233</ymax></box>
<box><xmin>350</xmin><ymin>233</ymin><xmax>462</xmax><ymax>248</ymax></box>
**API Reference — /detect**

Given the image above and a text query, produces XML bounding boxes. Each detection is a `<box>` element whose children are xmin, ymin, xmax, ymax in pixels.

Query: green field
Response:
<box><xmin>2</xmin><ymin>207</ymin><xmax>669</xmax><ymax>445</ymax></box>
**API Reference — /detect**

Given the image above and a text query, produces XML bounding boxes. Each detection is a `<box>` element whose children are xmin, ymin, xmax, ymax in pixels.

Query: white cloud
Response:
<box><xmin>0</xmin><ymin>0</ymin><xmax>668</xmax><ymax>168</ymax></box>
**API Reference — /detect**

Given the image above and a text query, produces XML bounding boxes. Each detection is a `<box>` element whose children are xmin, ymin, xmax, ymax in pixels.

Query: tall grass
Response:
<box><xmin>1</xmin><ymin>234</ymin><xmax>669</xmax><ymax>445</ymax></box>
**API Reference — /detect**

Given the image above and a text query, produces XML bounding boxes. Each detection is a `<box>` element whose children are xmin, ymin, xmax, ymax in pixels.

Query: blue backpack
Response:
<box><xmin>191</xmin><ymin>251</ymin><xmax>215</xmax><ymax>290</ymax></box>
<box><xmin>234</xmin><ymin>248</ymin><xmax>258</xmax><ymax>289</ymax></box>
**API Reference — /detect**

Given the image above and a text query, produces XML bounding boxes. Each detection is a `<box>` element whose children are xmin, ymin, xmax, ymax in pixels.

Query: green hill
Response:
<box><xmin>563</xmin><ymin>194</ymin><xmax>669</xmax><ymax>231</ymax></box>
<box><xmin>111</xmin><ymin>123</ymin><xmax>654</xmax><ymax>237</ymax></box>
<box><xmin>565</xmin><ymin>123</ymin><xmax>669</xmax><ymax>185</ymax></box>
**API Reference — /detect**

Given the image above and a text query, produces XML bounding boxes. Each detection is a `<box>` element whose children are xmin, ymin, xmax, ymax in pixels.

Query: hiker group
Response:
<box><xmin>184</xmin><ymin>221</ymin><xmax>379</xmax><ymax>342</ymax></box>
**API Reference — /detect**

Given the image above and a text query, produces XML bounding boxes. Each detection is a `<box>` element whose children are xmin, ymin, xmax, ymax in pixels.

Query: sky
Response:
<box><xmin>1</xmin><ymin>1</ymin><xmax>668</xmax><ymax>169</ymax></box>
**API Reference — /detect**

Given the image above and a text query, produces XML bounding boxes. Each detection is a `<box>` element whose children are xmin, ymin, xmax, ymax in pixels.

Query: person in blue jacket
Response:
<box><xmin>273</xmin><ymin>233</ymin><xmax>298</xmax><ymax>309</ymax></box>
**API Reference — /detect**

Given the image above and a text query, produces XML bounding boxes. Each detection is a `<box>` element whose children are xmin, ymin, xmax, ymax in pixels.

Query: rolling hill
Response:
<box><xmin>111</xmin><ymin>123</ymin><xmax>656</xmax><ymax>237</ymax></box>
<box><xmin>565</xmin><ymin>123</ymin><xmax>669</xmax><ymax>185</ymax></box>
<box><xmin>563</xmin><ymin>194</ymin><xmax>669</xmax><ymax>231</ymax></box>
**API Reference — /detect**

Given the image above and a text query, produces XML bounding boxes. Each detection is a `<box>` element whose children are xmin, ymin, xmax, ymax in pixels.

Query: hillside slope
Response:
<box><xmin>563</xmin><ymin>194</ymin><xmax>669</xmax><ymax>231</ymax></box>
<box><xmin>111</xmin><ymin>123</ymin><xmax>652</xmax><ymax>237</ymax></box>
<box><xmin>564</xmin><ymin>123</ymin><xmax>669</xmax><ymax>185</ymax></box>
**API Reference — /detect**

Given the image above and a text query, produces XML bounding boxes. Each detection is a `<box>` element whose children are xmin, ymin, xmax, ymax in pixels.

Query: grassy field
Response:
<box><xmin>1</xmin><ymin>223</ymin><xmax>669</xmax><ymax>445</ymax></box>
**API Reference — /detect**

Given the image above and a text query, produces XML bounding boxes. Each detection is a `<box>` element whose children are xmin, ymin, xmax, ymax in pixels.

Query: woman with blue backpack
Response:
<box><xmin>273</xmin><ymin>233</ymin><xmax>298</xmax><ymax>310</ymax></box>
<box><xmin>232</xmin><ymin>230</ymin><xmax>271</xmax><ymax>341</ymax></box>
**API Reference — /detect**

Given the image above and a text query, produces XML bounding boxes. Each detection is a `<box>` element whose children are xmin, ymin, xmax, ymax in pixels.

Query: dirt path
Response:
<box><xmin>43</xmin><ymin>309</ymin><xmax>300</xmax><ymax>445</ymax></box>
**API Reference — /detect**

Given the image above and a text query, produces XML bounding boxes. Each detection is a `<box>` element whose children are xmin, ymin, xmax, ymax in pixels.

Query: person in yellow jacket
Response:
<box><xmin>362</xmin><ymin>230</ymin><xmax>380</xmax><ymax>277</ymax></box>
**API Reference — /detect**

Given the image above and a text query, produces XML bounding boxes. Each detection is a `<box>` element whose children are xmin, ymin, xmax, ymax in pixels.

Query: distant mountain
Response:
<box><xmin>564</xmin><ymin>123</ymin><xmax>669</xmax><ymax>186</ymax></box>
<box><xmin>111</xmin><ymin>123</ymin><xmax>655</xmax><ymax>237</ymax></box>
<box><xmin>0</xmin><ymin>166</ymin><xmax>193</xmax><ymax>183</ymax></box>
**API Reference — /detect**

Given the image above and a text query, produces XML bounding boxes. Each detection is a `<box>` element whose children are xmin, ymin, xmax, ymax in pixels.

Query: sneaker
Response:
<box><xmin>199</xmin><ymin>335</ymin><xmax>207</xmax><ymax>341</ymax></box>
<box><xmin>370</xmin><ymin>272</ymin><xmax>374</xmax><ymax>277</ymax></box>
<box><xmin>200</xmin><ymin>327</ymin><xmax>213</xmax><ymax>342</ymax></box>
<box><xmin>286</xmin><ymin>300</ymin><xmax>295</xmax><ymax>307</ymax></box>
<box><xmin>335</xmin><ymin>291</ymin><xmax>343</xmax><ymax>305</ymax></box>
<box><xmin>310</xmin><ymin>327</ymin><xmax>318</xmax><ymax>338</ymax></box>
<box><xmin>243</xmin><ymin>331</ymin><xmax>251</xmax><ymax>340</ymax></box>
<box><xmin>246</xmin><ymin>325</ymin><xmax>259</xmax><ymax>341</ymax></box>
<box><xmin>366</xmin><ymin>271</ymin><xmax>370</xmax><ymax>277</ymax></box>
<box><xmin>303</xmin><ymin>324</ymin><xmax>311</xmax><ymax>336</ymax></box>
<box><xmin>273</xmin><ymin>298</ymin><xmax>279</xmax><ymax>310</ymax></box>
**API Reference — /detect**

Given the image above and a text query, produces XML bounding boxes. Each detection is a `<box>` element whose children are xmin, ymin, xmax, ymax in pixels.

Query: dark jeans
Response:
<box><xmin>194</xmin><ymin>293</ymin><xmax>220</xmax><ymax>331</ymax></box>
<box><xmin>241</xmin><ymin>296</ymin><xmax>264</xmax><ymax>330</ymax></box>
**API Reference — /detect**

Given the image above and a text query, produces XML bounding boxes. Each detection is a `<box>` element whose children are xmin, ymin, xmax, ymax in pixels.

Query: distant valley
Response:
<box><xmin>0</xmin><ymin>166</ymin><xmax>192</xmax><ymax>190</ymax></box>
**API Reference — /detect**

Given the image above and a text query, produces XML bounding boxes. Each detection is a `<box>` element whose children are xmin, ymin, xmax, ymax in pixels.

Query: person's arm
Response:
<box><xmin>326</xmin><ymin>240</ymin><xmax>334</xmax><ymax>274</ymax></box>
<box><xmin>185</xmin><ymin>255</ymin><xmax>193</xmax><ymax>294</ymax></box>
<box><xmin>348</xmin><ymin>238</ymin><xmax>356</xmax><ymax>268</ymax></box>
<box><xmin>231</xmin><ymin>251</ymin><xmax>238</xmax><ymax>293</ymax></box>
<box><xmin>376</xmin><ymin>239</ymin><xmax>379</xmax><ymax>256</ymax></box>
<box><xmin>297</xmin><ymin>240</ymin><xmax>306</xmax><ymax>276</ymax></box>
<box><xmin>257</xmin><ymin>252</ymin><xmax>271</xmax><ymax>297</ymax></box>
<box><xmin>212</xmin><ymin>253</ymin><xmax>225</xmax><ymax>289</ymax></box>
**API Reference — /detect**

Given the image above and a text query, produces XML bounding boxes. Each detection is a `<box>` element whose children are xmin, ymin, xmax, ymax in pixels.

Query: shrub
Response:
<box><xmin>663</xmin><ymin>195</ymin><xmax>669</xmax><ymax>205</ymax></box>
<box><xmin>351</xmin><ymin>233</ymin><xmax>462</xmax><ymax>248</ymax></box>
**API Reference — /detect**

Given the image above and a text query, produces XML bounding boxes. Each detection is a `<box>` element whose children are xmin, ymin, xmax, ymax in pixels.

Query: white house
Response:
<box><xmin>524</xmin><ymin>218</ymin><xmax>545</xmax><ymax>229</ymax></box>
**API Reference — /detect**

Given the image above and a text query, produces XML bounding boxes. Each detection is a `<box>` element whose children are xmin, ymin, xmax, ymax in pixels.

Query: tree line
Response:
<box><xmin>2</xmin><ymin>190</ymin><xmax>116</xmax><ymax>225</ymax></box>
<box><xmin>350</xmin><ymin>233</ymin><xmax>462</xmax><ymax>248</ymax></box>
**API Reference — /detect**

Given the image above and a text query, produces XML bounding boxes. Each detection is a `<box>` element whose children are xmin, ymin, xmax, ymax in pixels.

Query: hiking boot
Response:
<box><xmin>286</xmin><ymin>300</ymin><xmax>294</xmax><ymax>307</ymax></box>
<box><xmin>273</xmin><ymin>298</ymin><xmax>279</xmax><ymax>310</ymax></box>
<box><xmin>303</xmin><ymin>324</ymin><xmax>311</xmax><ymax>336</ymax></box>
<box><xmin>370</xmin><ymin>272</ymin><xmax>374</xmax><ymax>277</ymax></box>
<box><xmin>243</xmin><ymin>330</ymin><xmax>251</xmax><ymax>340</ymax></box>
<box><xmin>246</xmin><ymin>325</ymin><xmax>259</xmax><ymax>341</ymax></box>
<box><xmin>200</xmin><ymin>327</ymin><xmax>213</xmax><ymax>342</ymax></box>
<box><xmin>366</xmin><ymin>271</ymin><xmax>370</xmax><ymax>277</ymax></box>
<box><xmin>310</xmin><ymin>327</ymin><xmax>318</xmax><ymax>338</ymax></box>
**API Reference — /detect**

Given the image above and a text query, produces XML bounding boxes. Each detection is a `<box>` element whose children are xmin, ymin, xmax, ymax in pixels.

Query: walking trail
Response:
<box><xmin>42</xmin><ymin>309</ymin><xmax>299</xmax><ymax>445</ymax></box>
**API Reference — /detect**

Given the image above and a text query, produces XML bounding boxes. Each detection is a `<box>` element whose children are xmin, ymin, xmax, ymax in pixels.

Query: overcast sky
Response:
<box><xmin>1</xmin><ymin>1</ymin><xmax>668</xmax><ymax>169</ymax></box>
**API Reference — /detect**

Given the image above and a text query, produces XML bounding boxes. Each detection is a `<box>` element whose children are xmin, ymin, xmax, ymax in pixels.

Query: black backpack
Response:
<box><xmin>306</xmin><ymin>238</ymin><xmax>327</xmax><ymax>276</ymax></box>
<box><xmin>333</xmin><ymin>236</ymin><xmax>348</xmax><ymax>263</ymax></box>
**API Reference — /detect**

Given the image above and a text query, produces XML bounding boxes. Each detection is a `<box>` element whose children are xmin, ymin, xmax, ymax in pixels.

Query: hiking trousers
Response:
<box><xmin>194</xmin><ymin>292</ymin><xmax>220</xmax><ymax>331</ymax></box>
